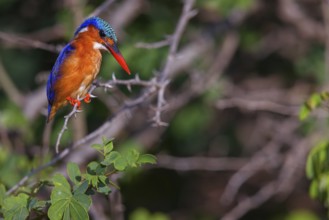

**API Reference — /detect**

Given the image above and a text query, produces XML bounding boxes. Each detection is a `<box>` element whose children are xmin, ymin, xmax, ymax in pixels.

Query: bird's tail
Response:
<box><xmin>47</xmin><ymin>106</ymin><xmax>56</xmax><ymax>123</ymax></box>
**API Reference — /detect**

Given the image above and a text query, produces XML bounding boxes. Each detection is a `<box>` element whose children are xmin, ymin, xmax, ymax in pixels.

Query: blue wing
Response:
<box><xmin>47</xmin><ymin>44</ymin><xmax>75</xmax><ymax>115</ymax></box>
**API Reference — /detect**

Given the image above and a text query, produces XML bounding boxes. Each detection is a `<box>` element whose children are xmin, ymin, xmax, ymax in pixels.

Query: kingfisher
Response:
<box><xmin>46</xmin><ymin>16</ymin><xmax>131</xmax><ymax>122</ymax></box>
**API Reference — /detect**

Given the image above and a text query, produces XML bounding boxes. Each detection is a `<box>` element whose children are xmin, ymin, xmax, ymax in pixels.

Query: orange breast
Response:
<box><xmin>53</xmin><ymin>41</ymin><xmax>102</xmax><ymax>109</ymax></box>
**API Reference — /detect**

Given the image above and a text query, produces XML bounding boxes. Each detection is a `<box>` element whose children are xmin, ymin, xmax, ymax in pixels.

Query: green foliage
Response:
<box><xmin>130</xmin><ymin>208</ymin><xmax>170</xmax><ymax>220</ymax></box>
<box><xmin>3</xmin><ymin>193</ymin><xmax>29</xmax><ymax>220</ymax></box>
<box><xmin>0</xmin><ymin>183</ymin><xmax>5</xmax><ymax>207</ymax></box>
<box><xmin>67</xmin><ymin>162</ymin><xmax>81</xmax><ymax>185</ymax></box>
<box><xmin>0</xmin><ymin>148</ymin><xmax>33</xmax><ymax>186</ymax></box>
<box><xmin>296</xmin><ymin>46</ymin><xmax>325</xmax><ymax>84</ymax></box>
<box><xmin>0</xmin><ymin>139</ymin><xmax>156</xmax><ymax>220</ymax></box>
<box><xmin>283</xmin><ymin>210</ymin><xmax>319</xmax><ymax>220</ymax></box>
<box><xmin>0</xmin><ymin>102</ymin><xmax>28</xmax><ymax>131</ymax></box>
<box><xmin>306</xmin><ymin>141</ymin><xmax>329</xmax><ymax>210</ymax></box>
<box><xmin>48</xmin><ymin>174</ymin><xmax>91</xmax><ymax>220</ymax></box>
<box><xmin>299</xmin><ymin>92</ymin><xmax>329</xmax><ymax>120</ymax></box>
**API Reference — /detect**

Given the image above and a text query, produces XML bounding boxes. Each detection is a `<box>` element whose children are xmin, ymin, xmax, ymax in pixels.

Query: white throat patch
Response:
<box><xmin>93</xmin><ymin>42</ymin><xmax>107</xmax><ymax>50</ymax></box>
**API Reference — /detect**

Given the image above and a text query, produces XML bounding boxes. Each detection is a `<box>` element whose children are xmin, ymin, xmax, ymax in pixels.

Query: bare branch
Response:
<box><xmin>156</xmin><ymin>155</ymin><xmax>247</xmax><ymax>171</ymax></box>
<box><xmin>0</xmin><ymin>31</ymin><xmax>62</xmax><ymax>53</ymax></box>
<box><xmin>55</xmin><ymin>104</ymin><xmax>80</xmax><ymax>153</ymax></box>
<box><xmin>94</xmin><ymin>74</ymin><xmax>158</xmax><ymax>88</ymax></box>
<box><xmin>159</xmin><ymin>0</ymin><xmax>197</xmax><ymax>81</ymax></box>
<box><xmin>88</xmin><ymin>0</ymin><xmax>116</xmax><ymax>18</ymax></box>
<box><xmin>221</xmin><ymin>134</ymin><xmax>316</xmax><ymax>220</ymax></box>
<box><xmin>220</xmin><ymin>119</ymin><xmax>299</xmax><ymax>205</ymax></box>
<box><xmin>152</xmin><ymin>0</ymin><xmax>197</xmax><ymax>125</ymax></box>
<box><xmin>135</xmin><ymin>37</ymin><xmax>172</xmax><ymax>49</ymax></box>
<box><xmin>216</xmin><ymin>98</ymin><xmax>299</xmax><ymax>116</ymax></box>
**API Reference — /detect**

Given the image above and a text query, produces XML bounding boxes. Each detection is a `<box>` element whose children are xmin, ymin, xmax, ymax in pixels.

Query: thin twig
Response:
<box><xmin>156</xmin><ymin>155</ymin><xmax>247</xmax><ymax>171</ymax></box>
<box><xmin>152</xmin><ymin>80</ymin><xmax>170</xmax><ymax>126</ymax></box>
<box><xmin>216</xmin><ymin>98</ymin><xmax>299</xmax><ymax>116</ymax></box>
<box><xmin>55</xmin><ymin>104</ymin><xmax>79</xmax><ymax>153</ymax></box>
<box><xmin>152</xmin><ymin>0</ymin><xmax>197</xmax><ymax>126</ymax></box>
<box><xmin>0</xmin><ymin>31</ymin><xmax>62</xmax><ymax>53</ymax></box>
<box><xmin>88</xmin><ymin>0</ymin><xmax>116</xmax><ymax>18</ymax></box>
<box><xmin>221</xmin><ymin>135</ymin><xmax>316</xmax><ymax>220</ymax></box>
<box><xmin>95</xmin><ymin>73</ymin><xmax>159</xmax><ymax>89</ymax></box>
<box><xmin>159</xmin><ymin>0</ymin><xmax>197</xmax><ymax>81</ymax></box>
<box><xmin>135</xmin><ymin>37</ymin><xmax>172</xmax><ymax>49</ymax></box>
<box><xmin>220</xmin><ymin>119</ymin><xmax>299</xmax><ymax>205</ymax></box>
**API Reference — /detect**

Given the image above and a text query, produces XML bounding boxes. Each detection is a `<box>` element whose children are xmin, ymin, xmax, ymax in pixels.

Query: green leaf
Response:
<box><xmin>73</xmin><ymin>180</ymin><xmax>89</xmax><ymax>195</ymax></box>
<box><xmin>30</xmin><ymin>199</ymin><xmax>48</xmax><ymax>211</ymax></box>
<box><xmin>308</xmin><ymin>93</ymin><xmax>322</xmax><ymax>109</ymax></box>
<box><xmin>137</xmin><ymin>154</ymin><xmax>157</xmax><ymax>165</ymax></box>
<box><xmin>300</xmin><ymin>92</ymin><xmax>328</xmax><ymax>120</ymax></box>
<box><xmin>27</xmin><ymin>197</ymin><xmax>37</xmax><ymax>211</ymax></box>
<box><xmin>306</xmin><ymin>141</ymin><xmax>329</xmax><ymax>179</ymax></box>
<box><xmin>299</xmin><ymin>105</ymin><xmax>310</xmax><ymax>121</ymax></box>
<box><xmin>124</xmin><ymin>149</ymin><xmax>140</xmax><ymax>167</ymax></box>
<box><xmin>52</xmin><ymin>173</ymin><xmax>71</xmax><ymax>191</ymax></box>
<box><xmin>104</xmin><ymin>140</ymin><xmax>114</xmax><ymax>156</ymax></box>
<box><xmin>67</xmin><ymin>162</ymin><xmax>81</xmax><ymax>184</ymax></box>
<box><xmin>102</xmin><ymin>136</ymin><xmax>113</xmax><ymax>146</ymax></box>
<box><xmin>91</xmin><ymin>144</ymin><xmax>103</xmax><ymax>153</ymax></box>
<box><xmin>96</xmin><ymin>175</ymin><xmax>111</xmax><ymax>195</ymax></box>
<box><xmin>97</xmin><ymin>184</ymin><xmax>111</xmax><ymax>195</ymax></box>
<box><xmin>3</xmin><ymin>193</ymin><xmax>29</xmax><ymax>220</ymax></box>
<box><xmin>87</xmin><ymin>161</ymin><xmax>104</xmax><ymax>175</ymax></box>
<box><xmin>48</xmin><ymin>196</ymin><xmax>90</xmax><ymax>220</ymax></box>
<box><xmin>83</xmin><ymin>173</ymin><xmax>99</xmax><ymax>188</ymax></box>
<box><xmin>72</xmin><ymin>193</ymin><xmax>91</xmax><ymax>211</ymax></box>
<box><xmin>101</xmin><ymin>151</ymin><xmax>121</xmax><ymax>166</ymax></box>
<box><xmin>49</xmin><ymin>177</ymin><xmax>91</xmax><ymax>220</ymax></box>
<box><xmin>309</xmin><ymin>180</ymin><xmax>319</xmax><ymax>199</ymax></box>
<box><xmin>0</xmin><ymin>183</ymin><xmax>6</xmax><ymax>207</ymax></box>
<box><xmin>114</xmin><ymin>156</ymin><xmax>128</xmax><ymax>171</ymax></box>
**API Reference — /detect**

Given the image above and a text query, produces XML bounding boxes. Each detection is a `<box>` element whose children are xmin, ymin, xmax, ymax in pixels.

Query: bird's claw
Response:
<box><xmin>66</xmin><ymin>97</ymin><xmax>81</xmax><ymax>109</ymax></box>
<box><xmin>83</xmin><ymin>93</ymin><xmax>96</xmax><ymax>103</ymax></box>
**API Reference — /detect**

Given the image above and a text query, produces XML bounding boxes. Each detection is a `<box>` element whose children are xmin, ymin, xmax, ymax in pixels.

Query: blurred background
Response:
<box><xmin>0</xmin><ymin>0</ymin><xmax>328</xmax><ymax>219</ymax></box>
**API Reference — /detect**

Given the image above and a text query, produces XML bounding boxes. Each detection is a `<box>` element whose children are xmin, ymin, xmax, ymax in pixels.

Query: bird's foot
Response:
<box><xmin>66</xmin><ymin>97</ymin><xmax>81</xmax><ymax>109</ymax></box>
<box><xmin>83</xmin><ymin>93</ymin><xmax>96</xmax><ymax>103</ymax></box>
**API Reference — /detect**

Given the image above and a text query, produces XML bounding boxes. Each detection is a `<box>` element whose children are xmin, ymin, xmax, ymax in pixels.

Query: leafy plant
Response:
<box><xmin>306</xmin><ymin>140</ymin><xmax>329</xmax><ymax>215</ymax></box>
<box><xmin>299</xmin><ymin>92</ymin><xmax>329</xmax><ymax>120</ymax></box>
<box><xmin>0</xmin><ymin>138</ymin><xmax>156</xmax><ymax>220</ymax></box>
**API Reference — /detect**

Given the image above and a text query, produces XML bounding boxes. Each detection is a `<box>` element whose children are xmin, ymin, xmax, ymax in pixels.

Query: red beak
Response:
<box><xmin>105</xmin><ymin>41</ymin><xmax>131</xmax><ymax>75</ymax></box>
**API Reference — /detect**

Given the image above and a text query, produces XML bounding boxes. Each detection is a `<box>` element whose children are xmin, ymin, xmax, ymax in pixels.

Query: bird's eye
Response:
<box><xmin>99</xmin><ymin>30</ymin><xmax>106</xmax><ymax>37</ymax></box>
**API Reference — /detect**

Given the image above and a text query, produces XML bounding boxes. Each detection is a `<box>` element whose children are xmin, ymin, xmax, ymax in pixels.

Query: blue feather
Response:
<box><xmin>47</xmin><ymin>44</ymin><xmax>75</xmax><ymax>115</ymax></box>
<box><xmin>74</xmin><ymin>16</ymin><xmax>117</xmax><ymax>42</ymax></box>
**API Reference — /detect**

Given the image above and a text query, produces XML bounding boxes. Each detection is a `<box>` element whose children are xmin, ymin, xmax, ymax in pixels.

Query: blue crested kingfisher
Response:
<box><xmin>46</xmin><ymin>16</ymin><xmax>131</xmax><ymax>122</ymax></box>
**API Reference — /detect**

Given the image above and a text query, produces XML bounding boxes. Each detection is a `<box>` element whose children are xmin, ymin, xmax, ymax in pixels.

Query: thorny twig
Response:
<box><xmin>152</xmin><ymin>0</ymin><xmax>197</xmax><ymax>126</ymax></box>
<box><xmin>94</xmin><ymin>73</ymin><xmax>159</xmax><ymax>91</ymax></box>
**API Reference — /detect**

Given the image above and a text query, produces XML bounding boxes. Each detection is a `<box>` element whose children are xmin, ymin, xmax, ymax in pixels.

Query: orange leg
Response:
<box><xmin>84</xmin><ymin>93</ymin><xmax>91</xmax><ymax>103</ymax></box>
<box><xmin>66</xmin><ymin>97</ymin><xmax>81</xmax><ymax>109</ymax></box>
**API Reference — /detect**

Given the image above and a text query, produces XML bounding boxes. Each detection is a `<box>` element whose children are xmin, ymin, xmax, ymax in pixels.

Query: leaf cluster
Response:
<box><xmin>0</xmin><ymin>138</ymin><xmax>156</xmax><ymax>220</ymax></box>
<box><xmin>306</xmin><ymin>140</ymin><xmax>329</xmax><ymax>213</ymax></box>
<box><xmin>299</xmin><ymin>92</ymin><xmax>329</xmax><ymax>120</ymax></box>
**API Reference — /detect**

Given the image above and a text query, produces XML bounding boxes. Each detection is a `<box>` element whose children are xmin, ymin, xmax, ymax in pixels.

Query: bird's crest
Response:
<box><xmin>74</xmin><ymin>16</ymin><xmax>117</xmax><ymax>42</ymax></box>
